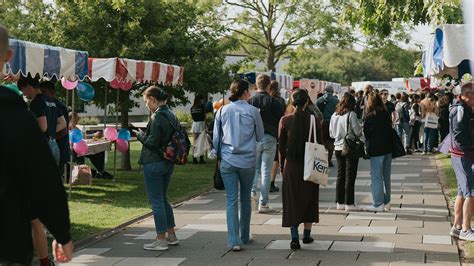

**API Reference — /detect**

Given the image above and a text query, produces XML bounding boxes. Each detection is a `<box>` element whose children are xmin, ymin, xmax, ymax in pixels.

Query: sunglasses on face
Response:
<box><xmin>382</xmin><ymin>93</ymin><xmax>388</xmax><ymax>96</ymax></box>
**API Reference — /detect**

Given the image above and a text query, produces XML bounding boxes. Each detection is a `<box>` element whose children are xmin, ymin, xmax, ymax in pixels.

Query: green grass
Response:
<box><xmin>67</xmin><ymin>142</ymin><xmax>215</xmax><ymax>241</ymax></box>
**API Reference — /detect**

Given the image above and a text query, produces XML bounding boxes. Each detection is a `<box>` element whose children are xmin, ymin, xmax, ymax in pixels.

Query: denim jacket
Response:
<box><xmin>138</xmin><ymin>105</ymin><xmax>178</xmax><ymax>164</ymax></box>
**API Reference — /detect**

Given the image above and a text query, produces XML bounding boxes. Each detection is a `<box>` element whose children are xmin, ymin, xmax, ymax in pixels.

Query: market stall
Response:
<box><xmin>237</xmin><ymin>71</ymin><xmax>294</xmax><ymax>90</ymax></box>
<box><xmin>85</xmin><ymin>57</ymin><xmax>185</xmax><ymax>178</ymax></box>
<box><xmin>299</xmin><ymin>78</ymin><xmax>342</xmax><ymax>103</ymax></box>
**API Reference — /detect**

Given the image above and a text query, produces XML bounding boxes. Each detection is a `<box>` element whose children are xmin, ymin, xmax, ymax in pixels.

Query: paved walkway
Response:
<box><xmin>63</xmin><ymin>155</ymin><xmax>460</xmax><ymax>265</ymax></box>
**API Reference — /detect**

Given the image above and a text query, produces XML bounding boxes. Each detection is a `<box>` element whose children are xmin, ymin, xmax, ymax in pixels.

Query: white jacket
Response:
<box><xmin>329</xmin><ymin>111</ymin><xmax>363</xmax><ymax>151</ymax></box>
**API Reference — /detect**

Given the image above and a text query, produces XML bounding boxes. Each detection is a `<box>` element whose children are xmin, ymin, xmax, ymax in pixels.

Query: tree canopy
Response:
<box><xmin>339</xmin><ymin>0</ymin><xmax>463</xmax><ymax>37</ymax></box>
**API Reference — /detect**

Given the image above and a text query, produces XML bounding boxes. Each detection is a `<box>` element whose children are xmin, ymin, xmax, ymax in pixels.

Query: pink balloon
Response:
<box><xmin>61</xmin><ymin>77</ymin><xmax>78</xmax><ymax>90</ymax></box>
<box><xmin>116</xmin><ymin>139</ymin><xmax>129</xmax><ymax>153</ymax></box>
<box><xmin>120</xmin><ymin>80</ymin><xmax>133</xmax><ymax>91</ymax></box>
<box><xmin>73</xmin><ymin>140</ymin><xmax>89</xmax><ymax>156</ymax></box>
<box><xmin>104</xmin><ymin>127</ymin><xmax>118</xmax><ymax>141</ymax></box>
<box><xmin>110</xmin><ymin>78</ymin><xmax>121</xmax><ymax>89</ymax></box>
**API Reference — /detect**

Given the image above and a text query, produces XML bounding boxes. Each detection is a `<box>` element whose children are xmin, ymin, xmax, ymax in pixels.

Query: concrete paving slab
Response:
<box><xmin>330</xmin><ymin>241</ymin><xmax>394</xmax><ymax>252</ymax></box>
<box><xmin>339</xmin><ymin>226</ymin><xmax>397</xmax><ymax>234</ymax></box>
<box><xmin>185</xmin><ymin>199</ymin><xmax>214</xmax><ymax>205</ymax></box>
<box><xmin>265</xmin><ymin>240</ymin><xmax>332</xmax><ymax>250</ymax></box>
<box><xmin>356</xmin><ymin>252</ymin><xmax>424</xmax><ymax>265</ymax></box>
<box><xmin>346</xmin><ymin>212</ymin><xmax>396</xmax><ymax>220</ymax></box>
<box><xmin>181</xmin><ymin>224</ymin><xmax>227</xmax><ymax>232</ymax></box>
<box><xmin>199</xmin><ymin>212</ymin><xmax>226</xmax><ymax>220</ymax></box>
<box><xmin>249</xmin><ymin>258</ymin><xmax>317</xmax><ymax>266</ymax></box>
<box><xmin>425</xmin><ymin>253</ymin><xmax>461</xmax><ymax>264</ymax></box>
<box><xmin>115</xmin><ymin>257</ymin><xmax>187</xmax><ymax>266</ymax></box>
<box><xmin>422</xmin><ymin>235</ymin><xmax>452</xmax><ymax>245</ymax></box>
<box><xmin>59</xmin><ymin>256</ymin><xmax>125</xmax><ymax>266</ymax></box>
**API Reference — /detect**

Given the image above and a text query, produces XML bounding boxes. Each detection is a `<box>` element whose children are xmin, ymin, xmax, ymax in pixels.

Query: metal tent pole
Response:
<box><xmin>68</xmin><ymin>90</ymin><xmax>75</xmax><ymax>198</ymax></box>
<box><xmin>113</xmin><ymin>89</ymin><xmax>119</xmax><ymax>181</ymax></box>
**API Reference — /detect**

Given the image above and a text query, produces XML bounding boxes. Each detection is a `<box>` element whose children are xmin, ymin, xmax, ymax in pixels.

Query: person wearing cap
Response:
<box><xmin>316</xmin><ymin>84</ymin><xmax>339</xmax><ymax>167</ymax></box>
<box><xmin>0</xmin><ymin>25</ymin><xmax>73</xmax><ymax>265</ymax></box>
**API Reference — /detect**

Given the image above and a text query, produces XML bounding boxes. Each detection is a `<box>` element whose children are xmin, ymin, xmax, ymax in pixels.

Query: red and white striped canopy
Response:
<box><xmin>87</xmin><ymin>58</ymin><xmax>184</xmax><ymax>86</ymax></box>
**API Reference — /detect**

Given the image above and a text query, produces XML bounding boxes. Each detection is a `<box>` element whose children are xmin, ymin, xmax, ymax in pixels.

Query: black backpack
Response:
<box><xmin>397</xmin><ymin>103</ymin><xmax>409</xmax><ymax>123</ymax></box>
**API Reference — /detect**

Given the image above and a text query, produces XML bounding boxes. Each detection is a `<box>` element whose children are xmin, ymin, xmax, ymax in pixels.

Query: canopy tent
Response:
<box><xmin>86</xmin><ymin>57</ymin><xmax>185</xmax><ymax>179</ymax></box>
<box><xmin>405</xmin><ymin>77</ymin><xmax>431</xmax><ymax>92</ymax></box>
<box><xmin>299</xmin><ymin>78</ymin><xmax>342</xmax><ymax>103</ymax></box>
<box><xmin>4</xmin><ymin>39</ymin><xmax>88</xmax><ymax>81</ymax></box>
<box><xmin>87</xmin><ymin>57</ymin><xmax>184</xmax><ymax>86</ymax></box>
<box><xmin>237</xmin><ymin>71</ymin><xmax>294</xmax><ymax>90</ymax></box>
<box><xmin>423</xmin><ymin>24</ymin><xmax>473</xmax><ymax>79</ymax></box>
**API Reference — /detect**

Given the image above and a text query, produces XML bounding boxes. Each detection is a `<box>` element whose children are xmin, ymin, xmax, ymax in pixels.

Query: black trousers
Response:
<box><xmin>335</xmin><ymin>150</ymin><xmax>359</xmax><ymax>205</ymax></box>
<box><xmin>409</xmin><ymin>121</ymin><xmax>421</xmax><ymax>150</ymax></box>
<box><xmin>74</xmin><ymin>152</ymin><xmax>105</xmax><ymax>172</ymax></box>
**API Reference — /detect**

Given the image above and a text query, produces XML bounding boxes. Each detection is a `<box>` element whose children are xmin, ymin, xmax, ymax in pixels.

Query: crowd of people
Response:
<box><xmin>2</xmin><ymin>19</ymin><xmax>474</xmax><ymax>265</ymax></box>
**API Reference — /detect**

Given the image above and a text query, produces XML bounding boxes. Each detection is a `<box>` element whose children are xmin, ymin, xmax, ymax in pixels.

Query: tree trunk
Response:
<box><xmin>120</xmin><ymin>90</ymin><xmax>132</xmax><ymax>170</ymax></box>
<box><xmin>267</xmin><ymin>48</ymin><xmax>276</xmax><ymax>72</ymax></box>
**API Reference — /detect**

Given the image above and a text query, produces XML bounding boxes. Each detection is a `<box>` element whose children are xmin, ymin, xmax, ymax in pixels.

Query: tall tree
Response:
<box><xmin>339</xmin><ymin>0</ymin><xmax>463</xmax><ymax>37</ymax></box>
<box><xmin>224</xmin><ymin>0</ymin><xmax>354</xmax><ymax>71</ymax></box>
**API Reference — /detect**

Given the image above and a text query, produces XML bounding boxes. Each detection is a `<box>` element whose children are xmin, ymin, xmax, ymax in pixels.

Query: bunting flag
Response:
<box><xmin>4</xmin><ymin>39</ymin><xmax>89</xmax><ymax>81</ymax></box>
<box><xmin>87</xmin><ymin>57</ymin><xmax>184</xmax><ymax>86</ymax></box>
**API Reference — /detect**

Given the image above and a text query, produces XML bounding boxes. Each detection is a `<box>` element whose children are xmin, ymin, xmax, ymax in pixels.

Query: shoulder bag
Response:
<box><xmin>341</xmin><ymin>112</ymin><xmax>366</xmax><ymax>158</ymax></box>
<box><xmin>303</xmin><ymin>115</ymin><xmax>328</xmax><ymax>186</ymax></box>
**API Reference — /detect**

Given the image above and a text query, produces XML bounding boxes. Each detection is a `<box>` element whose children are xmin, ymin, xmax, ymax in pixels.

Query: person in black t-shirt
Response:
<box><xmin>40</xmin><ymin>81</ymin><xmax>71</xmax><ymax>178</ymax></box>
<box><xmin>380</xmin><ymin>89</ymin><xmax>395</xmax><ymax>125</ymax></box>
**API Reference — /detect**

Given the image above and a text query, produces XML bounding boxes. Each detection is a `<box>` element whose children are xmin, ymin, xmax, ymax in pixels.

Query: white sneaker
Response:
<box><xmin>336</xmin><ymin>203</ymin><xmax>345</xmax><ymax>210</ymax></box>
<box><xmin>363</xmin><ymin>205</ymin><xmax>385</xmax><ymax>212</ymax></box>
<box><xmin>460</xmin><ymin>230</ymin><xmax>474</xmax><ymax>241</ymax></box>
<box><xmin>345</xmin><ymin>204</ymin><xmax>362</xmax><ymax>212</ymax></box>
<box><xmin>384</xmin><ymin>204</ymin><xmax>391</xmax><ymax>211</ymax></box>
<box><xmin>258</xmin><ymin>204</ymin><xmax>274</xmax><ymax>213</ymax></box>
<box><xmin>143</xmin><ymin>239</ymin><xmax>168</xmax><ymax>251</ymax></box>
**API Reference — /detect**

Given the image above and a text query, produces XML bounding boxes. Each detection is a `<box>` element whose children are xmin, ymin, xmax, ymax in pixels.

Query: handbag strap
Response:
<box><xmin>345</xmin><ymin>112</ymin><xmax>357</xmax><ymax>139</ymax></box>
<box><xmin>216</xmin><ymin>106</ymin><xmax>224</xmax><ymax>158</ymax></box>
<box><xmin>308</xmin><ymin>115</ymin><xmax>317</xmax><ymax>143</ymax></box>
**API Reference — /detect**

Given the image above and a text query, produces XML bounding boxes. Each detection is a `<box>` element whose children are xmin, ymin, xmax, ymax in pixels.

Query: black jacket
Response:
<box><xmin>0</xmin><ymin>86</ymin><xmax>71</xmax><ymax>264</ymax></box>
<box><xmin>364</xmin><ymin>110</ymin><xmax>393</xmax><ymax>157</ymax></box>
<box><xmin>248</xmin><ymin>91</ymin><xmax>283</xmax><ymax>138</ymax></box>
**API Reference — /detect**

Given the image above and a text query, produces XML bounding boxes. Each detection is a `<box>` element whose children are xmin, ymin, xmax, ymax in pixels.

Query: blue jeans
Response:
<box><xmin>143</xmin><ymin>160</ymin><xmax>176</xmax><ymax>234</ymax></box>
<box><xmin>396</xmin><ymin>122</ymin><xmax>410</xmax><ymax>148</ymax></box>
<box><xmin>220</xmin><ymin>160</ymin><xmax>254</xmax><ymax>247</ymax></box>
<box><xmin>369</xmin><ymin>154</ymin><xmax>392</xmax><ymax>207</ymax></box>
<box><xmin>424</xmin><ymin>127</ymin><xmax>437</xmax><ymax>152</ymax></box>
<box><xmin>251</xmin><ymin>134</ymin><xmax>277</xmax><ymax>206</ymax></box>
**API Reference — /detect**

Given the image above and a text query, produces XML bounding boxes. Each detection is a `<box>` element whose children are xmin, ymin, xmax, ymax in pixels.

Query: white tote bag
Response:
<box><xmin>303</xmin><ymin>115</ymin><xmax>329</xmax><ymax>186</ymax></box>
<box><xmin>424</xmin><ymin>112</ymin><xmax>439</xmax><ymax>129</ymax></box>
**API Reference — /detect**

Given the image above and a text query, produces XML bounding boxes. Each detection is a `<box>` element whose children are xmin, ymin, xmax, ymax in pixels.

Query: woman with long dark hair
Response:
<box><xmin>138</xmin><ymin>86</ymin><xmax>179</xmax><ymax>251</ymax></box>
<box><xmin>363</xmin><ymin>92</ymin><xmax>393</xmax><ymax>212</ymax></box>
<box><xmin>329</xmin><ymin>93</ymin><xmax>363</xmax><ymax>212</ymax></box>
<box><xmin>279</xmin><ymin>89</ymin><xmax>323</xmax><ymax>250</ymax></box>
<box><xmin>213</xmin><ymin>79</ymin><xmax>264</xmax><ymax>251</ymax></box>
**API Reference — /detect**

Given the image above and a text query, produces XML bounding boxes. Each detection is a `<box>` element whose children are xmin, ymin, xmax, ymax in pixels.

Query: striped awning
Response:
<box><xmin>4</xmin><ymin>39</ymin><xmax>89</xmax><ymax>81</ymax></box>
<box><xmin>87</xmin><ymin>58</ymin><xmax>184</xmax><ymax>86</ymax></box>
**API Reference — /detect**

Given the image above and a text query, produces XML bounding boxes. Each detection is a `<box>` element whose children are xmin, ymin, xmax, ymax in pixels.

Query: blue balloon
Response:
<box><xmin>76</xmin><ymin>82</ymin><xmax>95</xmax><ymax>101</ymax></box>
<box><xmin>118</xmin><ymin>129</ymin><xmax>131</xmax><ymax>141</ymax></box>
<box><xmin>69</xmin><ymin>129</ymin><xmax>83</xmax><ymax>143</ymax></box>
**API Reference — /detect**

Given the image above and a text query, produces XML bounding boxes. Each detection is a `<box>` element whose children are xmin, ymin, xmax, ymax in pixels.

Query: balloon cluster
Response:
<box><xmin>61</xmin><ymin>77</ymin><xmax>96</xmax><ymax>102</ymax></box>
<box><xmin>110</xmin><ymin>78</ymin><xmax>133</xmax><ymax>91</ymax></box>
<box><xmin>69</xmin><ymin>129</ymin><xmax>89</xmax><ymax>156</ymax></box>
<box><xmin>104</xmin><ymin>127</ymin><xmax>130</xmax><ymax>153</ymax></box>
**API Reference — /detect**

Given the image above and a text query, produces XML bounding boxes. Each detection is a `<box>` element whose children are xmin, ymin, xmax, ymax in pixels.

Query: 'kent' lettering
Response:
<box><xmin>313</xmin><ymin>161</ymin><xmax>328</xmax><ymax>174</ymax></box>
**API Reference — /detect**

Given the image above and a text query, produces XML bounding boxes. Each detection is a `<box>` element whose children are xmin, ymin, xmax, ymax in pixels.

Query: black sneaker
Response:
<box><xmin>302</xmin><ymin>237</ymin><xmax>314</xmax><ymax>244</ymax></box>
<box><xmin>290</xmin><ymin>240</ymin><xmax>301</xmax><ymax>250</ymax></box>
<box><xmin>270</xmin><ymin>185</ymin><xmax>280</xmax><ymax>193</ymax></box>
<box><xmin>101</xmin><ymin>171</ymin><xmax>114</xmax><ymax>180</ymax></box>
<box><xmin>328</xmin><ymin>161</ymin><xmax>334</xmax><ymax>168</ymax></box>
<box><xmin>193</xmin><ymin>158</ymin><xmax>198</xmax><ymax>164</ymax></box>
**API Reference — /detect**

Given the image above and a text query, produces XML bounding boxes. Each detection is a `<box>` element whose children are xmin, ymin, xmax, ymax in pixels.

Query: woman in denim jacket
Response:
<box><xmin>138</xmin><ymin>86</ymin><xmax>179</xmax><ymax>251</ymax></box>
<box><xmin>213</xmin><ymin>79</ymin><xmax>264</xmax><ymax>251</ymax></box>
